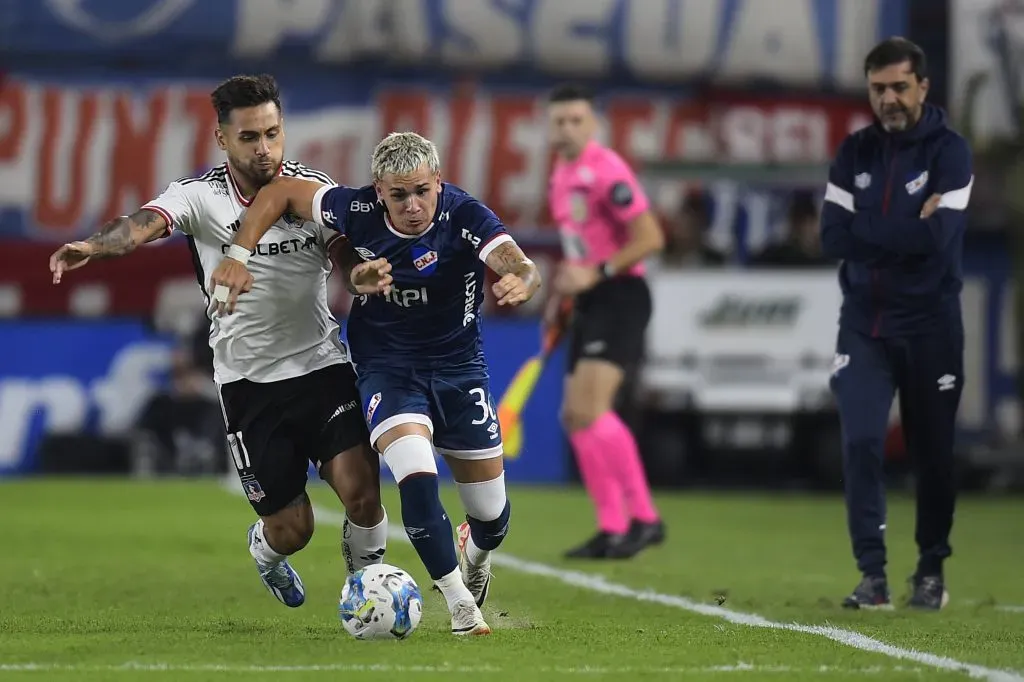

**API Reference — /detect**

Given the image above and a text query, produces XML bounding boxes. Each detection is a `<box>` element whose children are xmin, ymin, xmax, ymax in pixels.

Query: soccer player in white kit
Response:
<box><xmin>48</xmin><ymin>75</ymin><xmax>392</xmax><ymax>609</ymax></box>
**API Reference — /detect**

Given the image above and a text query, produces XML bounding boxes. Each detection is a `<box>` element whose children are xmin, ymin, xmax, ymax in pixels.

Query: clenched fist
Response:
<box><xmin>351</xmin><ymin>258</ymin><xmax>394</xmax><ymax>295</ymax></box>
<box><xmin>492</xmin><ymin>273</ymin><xmax>532</xmax><ymax>306</ymax></box>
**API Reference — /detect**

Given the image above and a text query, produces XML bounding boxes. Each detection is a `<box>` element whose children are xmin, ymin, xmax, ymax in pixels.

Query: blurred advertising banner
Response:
<box><xmin>2</xmin><ymin>254</ymin><xmax>1016</xmax><ymax>477</ymax></box>
<box><xmin>950</xmin><ymin>0</ymin><xmax>1024</xmax><ymax>144</ymax></box>
<box><xmin>0</xmin><ymin>75</ymin><xmax>871</xmax><ymax>243</ymax></box>
<box><xmin>643</xmin><ymin>270</ymin><xmax>842</xmax><ymax>415</ymax></box>
<box><xmin>2</xmin><ymin>0</ymin><xmax>903</xmax><ymax>89</ymax></box>
<box><xmin>0</xmin><ymin>318</ymin><xmax>567</xmax><ymax>482</ymax></box>
<box><xmin>0</xmin><ymin>320</ymin><xmax>175</xmax><ymax>474</ymax></box>
<box><xmin>643</xmin><ymin>237</ymin><xmax>1023</xmax><ymax>446</ymax></box>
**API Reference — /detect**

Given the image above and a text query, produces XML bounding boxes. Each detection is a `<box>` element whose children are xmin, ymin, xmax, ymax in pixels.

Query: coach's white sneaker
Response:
<box><xmin>456</xmin><ymin>521</ymin><xmax>492</xmax><ymax>607</ymax></box>
<box><xmin>450</xmin><ymin>599</ymin><xmax>491</xmax><ymax>636</ymax></box>
<box><xmin>247</xmin><ymin>523</ymin><xmax>305</xmax><ymax>608</ymax></box>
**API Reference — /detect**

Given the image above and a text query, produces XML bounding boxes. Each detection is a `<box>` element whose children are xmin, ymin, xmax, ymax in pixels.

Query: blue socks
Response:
<box><xmin>398</xmin><ymin>474</ymin><xmax>458</xmax><ymax>580</ymax></box>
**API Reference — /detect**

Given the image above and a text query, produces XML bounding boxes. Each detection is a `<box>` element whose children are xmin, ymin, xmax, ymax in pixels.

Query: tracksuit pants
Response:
<box><xmin>830</xmin><ymin>325</ymin><xmax>964</xmax><ymax>579</ymax></box>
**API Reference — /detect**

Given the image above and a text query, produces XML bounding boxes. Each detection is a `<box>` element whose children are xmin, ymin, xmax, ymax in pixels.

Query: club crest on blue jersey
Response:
<box><xmin>411</xmin><ymin>245</ymin><xmax>439</xmax><ymax>275</ymax></box>
<box><xmin>905</xmin><ymin>170</ymin><xmax>929</xmax><ymax>196</ymax></box>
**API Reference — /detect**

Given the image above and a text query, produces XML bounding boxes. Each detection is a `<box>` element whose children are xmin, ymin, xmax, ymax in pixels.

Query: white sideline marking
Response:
<box><xmin>963</xmin><ymin>601</ymin><xmax>1024</xmax><ymax>614</ymax></box>
<box><xmin>0</xmin><ymin>662</ymin><xmax>931</xmax><ymax>675</ymax></box>
<box><xmin>224</xmin><ymin>485</ymin><xmax>1024</xmax><ymax>682</ymax></box>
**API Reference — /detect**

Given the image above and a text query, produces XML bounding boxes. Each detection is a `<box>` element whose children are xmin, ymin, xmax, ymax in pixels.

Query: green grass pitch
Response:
<box><xmin>1</xmin><ymin>479</ymin><xmax>1022</xmax><ymax>681</ymax></box>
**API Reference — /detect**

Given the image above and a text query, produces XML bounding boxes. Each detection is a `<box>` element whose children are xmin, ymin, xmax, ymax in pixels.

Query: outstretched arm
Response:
<box><xmin>485</xmin><ymin>239</ymin><xmax>541</xmax><ymax>306</ymax></box>
<box><xmin>211</xmin><ymin>177</ymin><xmax>338</xmax><ymax>314</ymax></box>
<box><xmin>87</xmin><ymin>210</ymin><xmax>169</xmax><ymax>256</ymax></box>
<box><xmin>232</xmin><ymin>176</ymin><xmax>323</xmax><ymax>251</ymax></box>
<box><xmin>50</xmin><ymin>209</ymin><xmax>169</xmax><ymax>284</ymax></box>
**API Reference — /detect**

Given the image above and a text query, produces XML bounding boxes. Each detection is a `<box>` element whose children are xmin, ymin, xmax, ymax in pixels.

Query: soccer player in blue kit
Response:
<box><xmin>210</xmin><ymin>132</ymin><xmax>541</xmax><ymax>636</ymax></box>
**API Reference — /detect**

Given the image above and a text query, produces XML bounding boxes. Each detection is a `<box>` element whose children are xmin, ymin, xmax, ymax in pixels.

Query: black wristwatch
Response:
<box><xmin>597</xmin><ymin>261</ymin><xmax>615</xmax><ymax>279</ymax></box>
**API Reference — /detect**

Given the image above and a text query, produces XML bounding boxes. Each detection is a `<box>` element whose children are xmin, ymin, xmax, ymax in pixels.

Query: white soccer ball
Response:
<box><xmin>339</xmin><ymin>563</ymin><xmax>423</xmax><ymax>640</ymax></box>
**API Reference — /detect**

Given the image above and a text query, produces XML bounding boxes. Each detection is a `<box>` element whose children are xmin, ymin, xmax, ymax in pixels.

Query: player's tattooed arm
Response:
<box><xmin>487</xmin><ymin>240</ymin><xmax>539</xmax><ymax>284</ymax></box>
<box><xmin>88</xmin><ymin>210</ymin><xmax>168</xmax><ymax>257</ymax></box>
<box><xmin>50</xmin><ymin>209</ymin><xmax>168</xmax><ymax>284</ymax></box>
<box><xmin>485</xmin><ymin>240</ymin><xmax>542</xmax><ymax>306</ymax></box>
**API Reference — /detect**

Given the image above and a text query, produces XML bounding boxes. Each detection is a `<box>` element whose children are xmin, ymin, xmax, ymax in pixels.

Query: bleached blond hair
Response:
<box><xmin>370</xmin><ymin>131</ymin><xmax>441</xmax><ymax>181</ymax></box>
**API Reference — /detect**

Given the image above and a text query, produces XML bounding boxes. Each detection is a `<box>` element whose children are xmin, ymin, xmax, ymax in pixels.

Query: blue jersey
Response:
<box><xmin>820</xmin><ymin>103</ymin><xmax>971</xmax><ymax>337</ymax></box>
<box><xmin>313</xmin><ymin>183</ymin><xmax>511</xmax><ymax>367</ymax></box>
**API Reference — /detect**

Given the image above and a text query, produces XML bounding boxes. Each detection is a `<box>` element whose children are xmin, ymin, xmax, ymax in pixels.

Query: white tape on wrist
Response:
<box><xmin>226</xmin><ymin>244</ymin><xmax>251</xmax><ymax>265</ymax></box>
<box><xmin>213</xmin><ymin>284</ymin><xmax>230</xmax><ymax>303</ymax></box>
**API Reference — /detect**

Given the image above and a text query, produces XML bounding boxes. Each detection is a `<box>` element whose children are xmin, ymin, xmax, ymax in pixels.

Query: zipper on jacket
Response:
<box><xmin>871</xmin><ymin>141</ymin><xmax>897</xmax><ymax>337</ymax></box>
<box><xmin>881</xmin><ymin>147</ymin><xmax>897</xmax><ymax>216</ymax></box>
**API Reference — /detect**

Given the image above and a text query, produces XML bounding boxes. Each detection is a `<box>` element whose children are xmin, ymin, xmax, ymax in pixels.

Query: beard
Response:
<box><xmin>879</xmin><ymin>104</ymin><xmax>913</xmax><ymax>132</ymax></box>
<box><xmin>249</xmin><ymin>160</ymin><xmax>280</xmax><ymax>186</ymax></box>
<box><xmin>231</xmin><ymin>154</ymin><xmax>280</xmax><ymax>188</ymax></box>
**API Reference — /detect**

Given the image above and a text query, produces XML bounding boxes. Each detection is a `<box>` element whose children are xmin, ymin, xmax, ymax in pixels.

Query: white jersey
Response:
<box><xmin>143</xmin><ymin>160</ymin><xmax>348</xmax><ymax>385</ymax></box>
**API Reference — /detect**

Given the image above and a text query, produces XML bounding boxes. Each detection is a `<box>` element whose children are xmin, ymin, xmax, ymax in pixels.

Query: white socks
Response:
<box><xmin>252</xmin><ymin>508</ymin><xmax>390</xmax><ymax>576</ymax></box>
<box><xmin>249</xmin><ymin>519</ymin><xmax>285</xmax><ymax>566</ymax></box>
<box><xmin>342</xmin><ymin>508</ymin><xmax>389</xmax><ymax>574</ymax></box>
<box><xmin>434</xmin><ymin>567</ymin><xmax>475</xmax><ymax>611</ymax></box>
<box><xmin>465</xmin><ymin>535</ymin><xmax>488</xmax><ymax>566</ymax></box>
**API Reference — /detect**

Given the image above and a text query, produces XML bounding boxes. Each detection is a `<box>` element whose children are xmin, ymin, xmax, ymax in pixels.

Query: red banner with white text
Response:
<box><xmin>0</xmin><ymin>77</ymin><xmax>871</xmax><ymax>240</ymax></box>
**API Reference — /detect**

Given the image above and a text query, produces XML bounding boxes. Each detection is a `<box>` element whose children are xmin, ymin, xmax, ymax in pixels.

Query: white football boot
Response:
<box><xmin>449</xmin><ymin>597</ymin><xmax>491</xmax><ymax>636</ymax></box>
<box><xmin>456</xmin><ymin>521</ymin><xmax>492</xmax><ymax>607</ymax></box>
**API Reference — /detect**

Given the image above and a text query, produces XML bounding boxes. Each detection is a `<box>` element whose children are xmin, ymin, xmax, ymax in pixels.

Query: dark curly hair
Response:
<box><xmin>210</xmin><ymin>74</ymin><xmax>282</xmax><ymax>124</ymax></box>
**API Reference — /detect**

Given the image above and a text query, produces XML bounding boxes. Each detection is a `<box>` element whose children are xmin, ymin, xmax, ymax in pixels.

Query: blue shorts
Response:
<box><xmin>356</xmin><ymin>363</ymin><xmax>503</xmax><ymax>460</ymax></box>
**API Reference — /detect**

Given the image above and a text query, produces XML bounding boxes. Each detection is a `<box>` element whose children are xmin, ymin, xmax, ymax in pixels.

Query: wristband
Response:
<box><xmin>226</xmin><ymin>244</ymin><xmax>251</xmax><ymax>265</ymax></box>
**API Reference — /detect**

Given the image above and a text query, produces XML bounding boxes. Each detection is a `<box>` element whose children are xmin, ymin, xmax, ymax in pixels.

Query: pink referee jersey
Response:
<box><xmin>549</xmin><ymin>140</ymin><xmax>650</xmax><ymax>277</ymax></box>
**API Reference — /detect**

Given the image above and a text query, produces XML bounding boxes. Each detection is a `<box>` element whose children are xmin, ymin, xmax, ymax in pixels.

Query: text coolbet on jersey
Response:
<box><xmin>143</xmin><ymin>161</ymin><xmax>348</xmax><ymax>384</ymax></box>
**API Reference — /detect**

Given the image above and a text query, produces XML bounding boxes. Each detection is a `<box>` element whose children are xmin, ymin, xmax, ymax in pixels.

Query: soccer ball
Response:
<box><xmin>339</xmin><ymin>564</ymin><xmax>423</xmax><ymax>640</ymax></box>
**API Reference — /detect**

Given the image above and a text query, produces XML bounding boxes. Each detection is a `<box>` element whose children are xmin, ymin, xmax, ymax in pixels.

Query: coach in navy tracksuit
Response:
<box><xmin>820</xmin><ymin>38</ymin><xmax>972</xmax><ymax>611</ymax></box>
